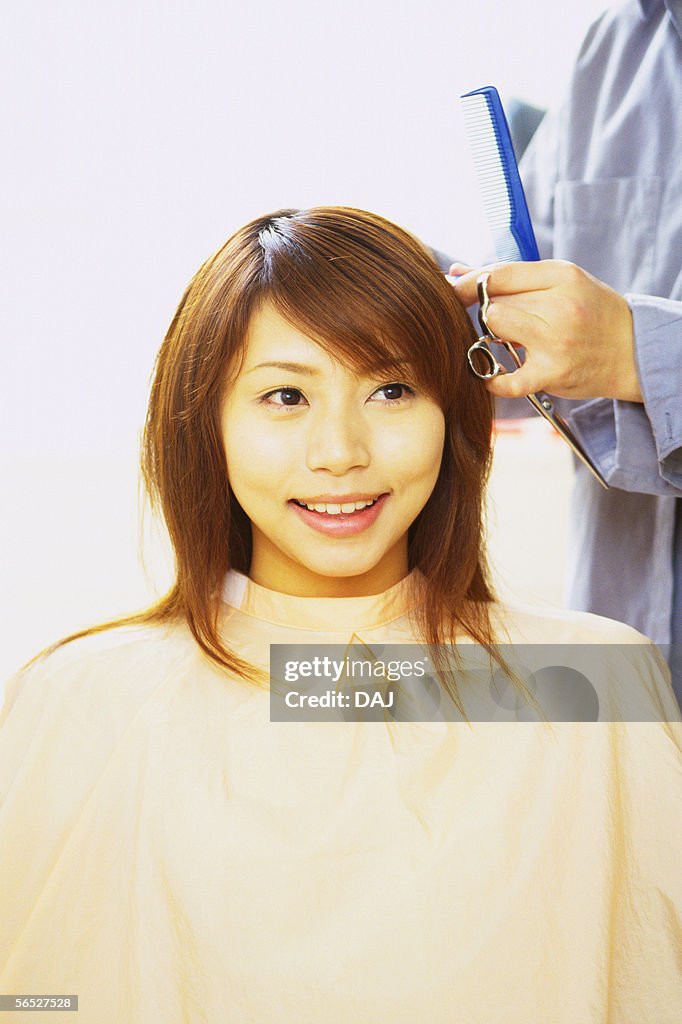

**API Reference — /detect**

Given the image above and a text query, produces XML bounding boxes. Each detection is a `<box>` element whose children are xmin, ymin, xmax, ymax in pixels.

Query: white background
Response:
<box><xmin>1</xmin><ymin>0</ymin><xmax>609</xmax><ymax>680</ymax></box>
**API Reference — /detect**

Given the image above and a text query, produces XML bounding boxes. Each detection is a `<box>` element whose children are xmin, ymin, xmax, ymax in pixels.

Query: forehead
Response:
<box><xmin>236</xmin><ymin>300</ymin><xmax>414</xmax><ymax>386</ymax></box>
<box><xmin>240</xmin><ymin>302</ymin><xmax>339</xmax><ymax>374</ymax></box>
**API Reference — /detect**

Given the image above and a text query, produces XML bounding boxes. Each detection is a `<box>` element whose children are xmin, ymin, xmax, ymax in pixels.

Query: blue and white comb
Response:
<box><xmin>460</xmin><ymin>85</ymin><xmax>540</xmax><ymax>263</ymax></box>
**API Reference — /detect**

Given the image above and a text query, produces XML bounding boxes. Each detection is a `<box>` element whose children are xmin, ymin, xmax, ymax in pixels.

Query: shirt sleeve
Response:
<box><xmin>566</xmin><ymin>296</ymin><xmax>682</xmax><ymax>497</ymax></box>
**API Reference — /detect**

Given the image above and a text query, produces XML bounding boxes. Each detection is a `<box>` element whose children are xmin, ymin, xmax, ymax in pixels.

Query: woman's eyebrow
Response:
<box><xmin>245</xmin><ymin>361</ymin><xmax>320</xmax><ymax>376</ymax></box>
<box><xmin>245</xmin><ymin>358</ymin><xmax>415</xmax><ymax>377</ymax></box>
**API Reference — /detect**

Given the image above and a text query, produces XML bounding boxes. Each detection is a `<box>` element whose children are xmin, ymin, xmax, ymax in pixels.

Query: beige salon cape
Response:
<box><xmin>1</xmin><ymin>571</ymin><xmax>680</xmax><ymax>1023</ymax></box>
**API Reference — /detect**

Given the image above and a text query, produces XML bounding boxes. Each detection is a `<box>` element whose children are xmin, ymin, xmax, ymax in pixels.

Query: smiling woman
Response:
<box><xmin>0</xmin><ymin>207</ymin><xmax>680</xmax><ymax>1022</ymax></box>
<box><xmin>66</xmin><ymin>206</ymin><xmax>497</xmax><ymax>681</ymax></box>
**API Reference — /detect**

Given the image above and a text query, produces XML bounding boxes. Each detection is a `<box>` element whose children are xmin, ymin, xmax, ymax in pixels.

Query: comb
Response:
<box><xmin>460</xmin><ymin>85</ymin><xmax>540</xmax><ymax>263</ymax></box>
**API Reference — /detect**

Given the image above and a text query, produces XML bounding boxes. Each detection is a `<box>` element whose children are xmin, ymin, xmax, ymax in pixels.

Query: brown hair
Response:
<box><xmin>34</xmin><ymin>206</ymin><xmax>501</xmax><ymax>706</ymax></box>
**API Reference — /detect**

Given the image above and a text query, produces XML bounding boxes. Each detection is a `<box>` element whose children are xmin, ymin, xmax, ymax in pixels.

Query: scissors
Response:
<box><xmin>467</xmin><ymin>273</ymin><xmax>609</xmax><ymax>490</ymax></box>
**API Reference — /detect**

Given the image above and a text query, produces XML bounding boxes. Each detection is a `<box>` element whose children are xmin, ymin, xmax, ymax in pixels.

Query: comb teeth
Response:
<box><xmin>461</xmin><ymin>91</ymin><xmax>523</xmax><ymax>262</ymax></box>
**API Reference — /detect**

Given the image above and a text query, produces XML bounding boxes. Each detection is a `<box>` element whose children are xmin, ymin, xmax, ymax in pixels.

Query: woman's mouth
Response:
<box><xmin>288</xmin><ymin>493</ymin><xmax>388</xmax><ymax>536</ymax></box>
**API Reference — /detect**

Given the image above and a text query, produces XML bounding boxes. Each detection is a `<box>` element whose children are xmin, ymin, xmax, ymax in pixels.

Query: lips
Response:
<box><xmin>288</xmin><ymin>493</ymin><xmax>389</xmax><ymax>537</ymax></box>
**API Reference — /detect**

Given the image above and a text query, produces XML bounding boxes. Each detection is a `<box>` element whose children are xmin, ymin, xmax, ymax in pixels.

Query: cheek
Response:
<box><xmin>221</xmin><ymin>411</ymin><xmax>287</xmax><ymax>504</ymax></box>
<box><xmin>424</xmin><ymin>416</ymin><xmax>446</xmax><ymax>471</ymax></box>
<box><xmin>390</xmin><ymin>411</ymin><xmax>445</xmax><ymax>486</ymax></box>
<box><xmin>235</xmin><ymin>425</ymin><xmax>286</xmax><ymax>468</ymax></box>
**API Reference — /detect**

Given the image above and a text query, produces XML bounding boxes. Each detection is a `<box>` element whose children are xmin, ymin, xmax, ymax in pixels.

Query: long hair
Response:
<box><xmin>34</xmin><ymin>207</ymin><xmax>500</xmax><ymax>702</ymax></box>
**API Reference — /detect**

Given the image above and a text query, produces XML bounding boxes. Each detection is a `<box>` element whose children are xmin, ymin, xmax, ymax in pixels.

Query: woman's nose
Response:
<box><xmin>305</xmin><ymin>405</ymin><xmax>371</xmax><ymax>474</ymax></box>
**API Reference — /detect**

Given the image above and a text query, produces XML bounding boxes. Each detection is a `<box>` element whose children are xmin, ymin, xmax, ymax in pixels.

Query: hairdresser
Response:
<box><xmin>449</xmin><ymin>0</ymin><xmax>682</xmax><ymax>703</ymax></box>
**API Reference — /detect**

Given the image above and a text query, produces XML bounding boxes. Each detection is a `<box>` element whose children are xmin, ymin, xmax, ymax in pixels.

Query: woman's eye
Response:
<box><xmin>262</xmin><ymin>387</ymin><xmax>307</xmax><ymax>407</ymax></box>
<box><xmin>370</xmin><ymin>383</ymin><xmax>415</xmax><ymax>402</ymax></box>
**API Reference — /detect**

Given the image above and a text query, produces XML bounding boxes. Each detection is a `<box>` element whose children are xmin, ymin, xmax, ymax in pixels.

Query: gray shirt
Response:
<box><xmin>517</xmin><ymin>0</ymin><xmax>682</xmax><ymax>697</ymax></box>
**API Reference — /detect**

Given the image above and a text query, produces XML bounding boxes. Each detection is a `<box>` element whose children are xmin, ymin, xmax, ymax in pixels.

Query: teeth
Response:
<box><xmin>296</xmin><ymin>498</ymin><xmax>378</xmax><ymax>514</ymax></box>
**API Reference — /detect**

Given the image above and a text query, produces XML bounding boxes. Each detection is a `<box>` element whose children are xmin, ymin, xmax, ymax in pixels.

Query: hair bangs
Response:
<box><xmin>255</xmin><ymin>207</ymin><xmax>464</xmax><ymax>404</ymax></box>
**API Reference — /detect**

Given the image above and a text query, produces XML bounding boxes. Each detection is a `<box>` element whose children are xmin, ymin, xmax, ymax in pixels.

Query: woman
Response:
<box><xmin>0</xmin><ymin>207</ymin><xmax>679</xmax><ymax>1022</ymax></box>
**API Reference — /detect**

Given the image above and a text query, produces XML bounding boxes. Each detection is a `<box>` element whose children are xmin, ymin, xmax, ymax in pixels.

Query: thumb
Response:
<box><xmin>484</xmin><ymin>365</ymin><xmax>538</xmax><ymax>400</ymax></box>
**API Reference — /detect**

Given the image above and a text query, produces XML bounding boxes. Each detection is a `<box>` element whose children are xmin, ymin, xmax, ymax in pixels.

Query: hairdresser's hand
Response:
<box><xmin>447</xmin><ymin>259</ymin><xmax>642</xmax><ymax>403</ymax></box>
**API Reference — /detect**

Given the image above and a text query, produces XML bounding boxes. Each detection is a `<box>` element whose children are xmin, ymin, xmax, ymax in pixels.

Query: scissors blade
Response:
<box><xmin>524</xmin><ymin>392</ymin><xmax>609</xmax><ymax>489</ymax></box>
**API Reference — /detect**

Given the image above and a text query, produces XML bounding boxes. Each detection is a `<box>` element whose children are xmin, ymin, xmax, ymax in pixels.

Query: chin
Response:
<box><xmin>298</xmin><ymin>550</ymin><xmax>386</xmax><ymax>580</ymax></box>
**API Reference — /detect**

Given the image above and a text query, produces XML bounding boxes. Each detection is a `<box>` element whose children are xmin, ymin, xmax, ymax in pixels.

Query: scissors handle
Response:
<box><xmin>467</xmin><ymin>339</ymin><xmax>500</xmax><ymax>379</ymax></box>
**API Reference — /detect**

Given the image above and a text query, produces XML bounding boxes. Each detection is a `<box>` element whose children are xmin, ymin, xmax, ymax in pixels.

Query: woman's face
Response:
<box><xmin>220</xmin><ymin>302</ymin><xmax>445</xmax><ymax>597</ymax></box>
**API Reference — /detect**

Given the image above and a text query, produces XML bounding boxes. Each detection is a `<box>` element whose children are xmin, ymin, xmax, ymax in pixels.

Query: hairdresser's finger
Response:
<box><xmin>447</xmin><ymin>261</ymin><xmax>474</xmax><ymax>279</ymax></box>
<box><xmin>448</xmin><ymin>267</ymin><xmax>486</xmax><ymax>305</ymax></box>
<box><xmin>481</xmin><ymin>311</ymin><xmax>570</xmax><ymax>397</ymax></box>
<box><xmin>479</xmin><ymin>261</ymin><xmax>562</xmax><ymax>296</ymax></box>
<box><xmin>451</xmin><ymin>260</ymin><xmax>570</xmax><ymax>306</ymax></box>
<box><xmin>482</xmin><ymin>297</ymin><xmax>550</xmax><ymax>349</ymax></box>
<box><xmin>484</xmin><ymin>365</ymin><xmax>542</xmax><ymax>400</ymax></box>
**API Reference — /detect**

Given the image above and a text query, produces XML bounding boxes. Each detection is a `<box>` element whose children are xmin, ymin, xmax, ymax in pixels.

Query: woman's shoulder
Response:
<box><xmin>487</xmin><ymin>599</ymin><xmax>652</xmax><ymax>645</ymax></box>
<box><xmin>484</xmin><ymin>600</ymin><xmax>680</xmax><ymax>727</ymax></box>
<box><xmin>1</xmin><ymin>620</ymin><xmax>197</xmax><ymax>724</ymax></box>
